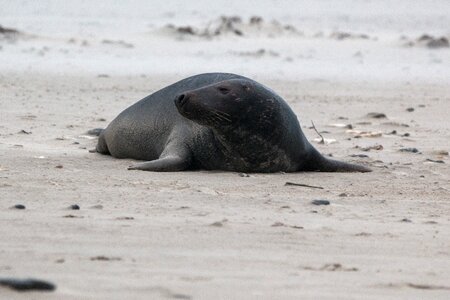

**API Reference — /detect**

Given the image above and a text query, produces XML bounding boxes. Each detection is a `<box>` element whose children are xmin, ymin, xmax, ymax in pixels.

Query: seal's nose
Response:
<box><xmin>175</xmin><ymin>93</ymin><xmax>188</xmax><ymax>107</ymax></box>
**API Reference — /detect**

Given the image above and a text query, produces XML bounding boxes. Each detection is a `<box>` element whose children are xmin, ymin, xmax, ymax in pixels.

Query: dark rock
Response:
<box><xmin>350</xmin><ymin>154</ymin><xmax>368</xmax><ymax>158</ymax></box>
<box><xmin>311</xmin><ymin>200</ymin><xmax>330</xmax><ymax>206</ymax></box>
<box><xmin>427</xmin><ymin>37</ymin><xmax>449</xmax><ymax>49</ymax></box>
<box><xmin>69</xmin><ymin>204</ymin><xmax>80</xmax><ymax>210</ymax></box>
<box><xmin>399</xmin><ymin>147</ymin><xmax>419</xmax><ymax>153</ymax></box>
<box><xmin>366</xmin><ymin>112</ymin><xmax>387</xmax><ymax>119</ymax></box>
<box><xmin>426</xmin><ymin>159</ymin><xmax>445</xmax><ymax>164</ymax></box>
<box><xmin>11</xmin><ymin>204</ymin><xmax>25</xmax><ymax>209</ymax></box>
<box><xmin>90</xmin><ymin>256</ymin><xmax>121</xmax><ymax>261</ymax></box>
<box><xmin>0</xmin><ymin>277</ymin><xmax>56</xmax><ymax>291</ymax></box>
<box><xmin>176</xmin><ymin>26</ymin><xmax>195</xmax><ymax>35</ymax></box>
<box><xmin>271</xmin><ymin>222</ymin><xmax>286</xmax><ymax>227</ymax></box>
<box><xmin>0</xmin><ymin>25</ymin><xmax>19</xmax><ymax>34</ymax></box>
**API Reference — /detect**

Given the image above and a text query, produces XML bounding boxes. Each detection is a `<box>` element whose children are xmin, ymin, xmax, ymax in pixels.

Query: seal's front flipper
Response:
<box><xmin>128</xmin><ymin>155</ymin><xmax>190</xmax><ymax>172</ymax></box>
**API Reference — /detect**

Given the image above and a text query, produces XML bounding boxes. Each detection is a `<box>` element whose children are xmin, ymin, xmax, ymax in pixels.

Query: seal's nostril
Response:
<box><xmin>177</xmin><ymin>94</ymin><xmax>187</xmax><ymax>106</ymax></box>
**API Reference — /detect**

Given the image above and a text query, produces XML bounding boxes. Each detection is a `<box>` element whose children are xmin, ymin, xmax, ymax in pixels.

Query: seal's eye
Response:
<box><xmin>218</xmin><ymin>87</ymin><xmax>230</xmax><ymax>94</ymax></box>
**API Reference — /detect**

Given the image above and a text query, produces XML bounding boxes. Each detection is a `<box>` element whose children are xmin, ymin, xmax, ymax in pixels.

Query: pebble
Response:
<box><xmin>399</xmin><ymin>147</ymin><xmax>419</xmax><ymax>153</ymax></box>
<box><xmin>350</xmin><ymin>154</ymin><xmax>368</xmax><ymax>158</ymax></box>
<box><xmin>311</xmin><ymin>200</ymin><xmax>330</xmax><ymax>206</ymax></box>
<box><xmin>0</xmin><ymin>277</ymin><xmax>56</xmax><ymax>291</ymax></box>
<box><xmin>69</xmin><ymin>204</ymin><xmax>80</xmax><ymax>210</ymax></box>
<box><xmin>366</xmin><ymin>112</ymin><xmax>387</xmax><ymax>119</ymax></box>
<box><xmin>11</xmin><ymin>204</ymin><xmax>26</xmax><ymax>209</ymax></box>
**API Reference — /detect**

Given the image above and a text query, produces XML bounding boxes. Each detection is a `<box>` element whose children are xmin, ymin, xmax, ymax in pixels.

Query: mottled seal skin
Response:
<box><xmin>96</xmin><ymin>73</ymin><xmax>371</xmax><ymax>173</ymax></box>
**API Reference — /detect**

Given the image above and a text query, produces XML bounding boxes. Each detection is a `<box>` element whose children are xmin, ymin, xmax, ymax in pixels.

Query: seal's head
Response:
<box><xmin>174</xmin><ymin>79</ymin><xmax>284</xmax><ymax>134</ymax></box>
<box><xmin>174</xmin><ymin>78</ymin><xmax>301</xmax><ymax>172</ymax></box>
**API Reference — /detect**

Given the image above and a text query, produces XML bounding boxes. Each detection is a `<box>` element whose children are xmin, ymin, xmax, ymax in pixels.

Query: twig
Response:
<box><xmin>311</xmin><ymin>120</ymin><xmax>324</xmax><ymax>144</ymax></box>
<box><xmin>285</xmin><ymin>182</ymin><xmax>324</xmax><ymax>189</ymax></box>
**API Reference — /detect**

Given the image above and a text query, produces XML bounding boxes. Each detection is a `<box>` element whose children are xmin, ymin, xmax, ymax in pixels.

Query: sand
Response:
<box><xmin>1</xmin><ymin>1</ymin><xmax>450</xmax><ymax>299</ymax></box>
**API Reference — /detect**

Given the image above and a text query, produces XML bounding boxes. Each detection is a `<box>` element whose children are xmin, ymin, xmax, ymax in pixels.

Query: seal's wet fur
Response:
<box><xmin>96</xmin><ymin>73</ymin><xmax>370</xmax><ymax>173</ymax></box>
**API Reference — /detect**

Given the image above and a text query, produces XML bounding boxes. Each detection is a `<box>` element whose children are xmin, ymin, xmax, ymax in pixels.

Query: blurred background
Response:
<box><xmin>1</xmin><ymin>0</ymin><xmax>449</xmax><ymax>82</ymax></box>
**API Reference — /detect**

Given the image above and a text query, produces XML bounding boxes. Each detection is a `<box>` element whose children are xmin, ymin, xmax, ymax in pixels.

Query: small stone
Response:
<box><xmin>366</xmin><ymin>112</ymin><xmax>387</xmax><ymax>119</ymax></box>
<box><xmin>361</xmin><ymin>144</ymin><xmax>383</xmax><ymax>151</ymax></box>
<box><xmin>406</xmin><ymin>107</ymin><xmax>414</xmax><ymax>112</ymax></box>
<box><xmin>290</xmin><ymin>225</ymin><xmax>304</xmax><ymax>229</ymax></box>
<box><xmin>18</xmin><ymin>129</ymin><xmax>32</xmax><ymax>134</ymax></box>
<box><xmin>426</xmin><ymin>159</ymin><xmax>445</xmax><ymax>164</ymax></box>
<box><xmin>69</xmin><ymin>204</ymin><xmax>80</xmax><ymax>210</ymax></box>
<box><xmin>350</xmin><ymin>154</ymin><xmax>369</xmax><ymax>158</ymax></box>
<box><xmin>400</xmin><ymin>218</ymin><xmax>412</xmax><ymax>223</ymax></box>
<box><xmin>63</xmin><ymin>214</ymin><xmax>82</xmax><ymax>218</ymax></box>
<box><xmin>176</xmin><ymin>26</ymin><xmax>195</xmax><ymax>35</ymax></box>
<box><xmin>238</xmin><ymin>173</ymin><xmax>250</xmax><ymax>177</ymax></box>
<box><xmin>0</xmin><ymin>278</ymin><xmax>56</xmax><ymax>291</ymax></box>
<box><xmin>11</xmin><ymin>204</ymin><xmax>26</xmax><ymax>209</ymax></box>
<box><xmin>116</xmin><ymin>216</ymin><xmax>134</xmax><ymax>220</ymax></box>
<box><xmin>338</xmin><ymin>193</ymin><xmax>348</xmax><ymax>197</ymax></box>
<box><xmin>311</xmin><ymin>200</ymin><xmax>330</xmax><ymax>206</ymax></box>
<box><xmin>426</xmin><ymin>37</ymin><xmax>449</xmax><ymax>48</ymax></box>
<box><xmin>399</xmin><ymin>147</ymin><xmax>419</xmax><ymax>153</ymax></box>
<box><xmin>271</xmin><ymin>222</ymin><xmax>286</xmax><ymax>227</ymax></box>
<box><xmin>210</xmin><ymin>221</ymin><xmax>223</xmax><ymax>227</ymax></box>
<box><xmin>55</xmin><ymin>165</ymin><xmax>63</xmax><ymax>169</ymax></box>
<box><xmin>90</xmin><ymin>256</ymin><xmax>121</xmax><ymax>261</ymax></box>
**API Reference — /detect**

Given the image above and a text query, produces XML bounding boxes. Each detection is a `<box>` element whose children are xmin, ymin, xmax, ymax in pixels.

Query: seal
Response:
<box><xmin>95</xmin><ymin>73</ymin><xmax>371</xmax><ymax>173</ymax></box>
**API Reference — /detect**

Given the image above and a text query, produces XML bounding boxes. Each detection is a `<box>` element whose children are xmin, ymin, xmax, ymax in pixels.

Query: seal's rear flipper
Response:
<box><xmin>306</xmin><ymin>148</ymin><xmax>372</xmax><ymax>173</ymax></box>
<box><xmin>128</xmin><ymin>155</ymin><xmax>190</xmax><ymax>172</ymax></box>
<box><xmin>318</xmin><ymin>157</ymin><xmax>372</xmax><ymax>172</ymax></box>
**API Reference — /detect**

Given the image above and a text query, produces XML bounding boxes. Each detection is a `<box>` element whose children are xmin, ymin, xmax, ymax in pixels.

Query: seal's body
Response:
<box><xmin>96</xmin><ymin>73</ymin><xmax>370</xmax><ymax>173</ymax></box>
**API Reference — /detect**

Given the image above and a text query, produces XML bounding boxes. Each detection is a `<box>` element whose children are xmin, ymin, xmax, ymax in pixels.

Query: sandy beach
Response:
<box><xmin>1</xmin><ymin>1</ymin><xmax>450</xmax><ymax>299</ymax></box>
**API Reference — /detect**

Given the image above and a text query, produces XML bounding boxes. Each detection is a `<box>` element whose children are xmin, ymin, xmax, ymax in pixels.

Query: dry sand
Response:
<box><xmin>1</xmin><ymin>1</ymin><xmax>450</xmax><ymax>299</ymax></box>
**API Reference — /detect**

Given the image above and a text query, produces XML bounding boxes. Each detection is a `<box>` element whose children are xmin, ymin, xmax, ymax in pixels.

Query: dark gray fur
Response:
<box><xmin>95</xmin><ymin>73</ymin><xmax>370</xmax><ymax>173</ymax></box>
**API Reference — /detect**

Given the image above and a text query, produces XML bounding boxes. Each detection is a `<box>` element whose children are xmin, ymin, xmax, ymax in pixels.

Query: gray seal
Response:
<box><xmin>94</xmin><ymin>73</ymin><xmax>370</xmax><ymax>173</ymax></box>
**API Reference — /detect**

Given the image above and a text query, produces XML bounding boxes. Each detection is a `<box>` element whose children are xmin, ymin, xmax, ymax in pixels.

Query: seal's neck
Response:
<box><xmin>211</xmin><ymin>126</ymin><xmax>294</xmax><ymax>172</ymax></box>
